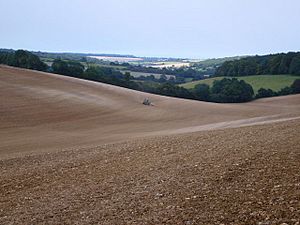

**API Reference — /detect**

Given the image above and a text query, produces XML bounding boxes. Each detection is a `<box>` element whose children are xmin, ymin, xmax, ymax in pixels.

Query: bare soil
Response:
<box><xmin>0</xmin><ymin>66</ymin><xmax>299</xmax><ymax>224</ymax></box>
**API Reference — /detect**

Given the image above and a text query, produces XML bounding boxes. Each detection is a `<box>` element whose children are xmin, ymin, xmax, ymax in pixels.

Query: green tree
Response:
<box><xmin>52</xmin><ymin>59</ymin><xmax>84</xmax><ymax>77</ymax></box>
<box><xmin>210</xmin><ymin>78</ymin><xmax>254</xmax><ymax>103</ymax></box>
<box><xmin>289</xmin><ymin>57</ymin><xmax>300</xmax><ymax>75</ymax></box>
<box><xmin>215</xmin><ymin>52</ymin><xmax>300</xmax><ymax>77</ymax></box>
<box><xmin>0</xmin><ymin>50</ymin><xmax>48</xmax><ymax>71</ymax></box>
<box><xmin>193</xmin><ymin>84</ymin><xmax>210</xmax><ymax>101</ymax></box>
<box><xmin>124</xmin><ymin>72</ymin><xmax>131</xmax><ymax>82</ymax></box>
<box><xmin>156</xmin><ymin>83</ymin><xmax>193</xmax><ymax>99</ymax></box>
<box><xmin>277</xmin><ymin>87</ymin><xmax>293</xmax><ymax>96</ymax></box>
<box><xmin>291</xmin><ymin>79</ymin><xmax>300</xmax><ymax>93</ymax></box>
<box><xmin>255</xmin><ymin>88</ymin><xmax>276</xmax><ymax>99</ymax></box>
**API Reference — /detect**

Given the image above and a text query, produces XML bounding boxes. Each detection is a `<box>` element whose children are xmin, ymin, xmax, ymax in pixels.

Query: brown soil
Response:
<box><xmin>0</xmin><ymin>65</ymin><xmax>299</xmax><ymax>224</ymax></box>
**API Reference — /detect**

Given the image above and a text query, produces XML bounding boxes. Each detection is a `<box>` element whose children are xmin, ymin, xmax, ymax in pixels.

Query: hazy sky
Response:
<box><xmin>1</xmin><ymin>0</ymin><xmax>299</xmax><ymax>58</ymax></box>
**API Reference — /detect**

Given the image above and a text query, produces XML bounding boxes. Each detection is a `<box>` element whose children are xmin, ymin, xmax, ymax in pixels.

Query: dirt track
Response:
<box><xmin>0</xmin><ymin>66</ymin><xmax>300</xmax><ymax>224</ymax></box>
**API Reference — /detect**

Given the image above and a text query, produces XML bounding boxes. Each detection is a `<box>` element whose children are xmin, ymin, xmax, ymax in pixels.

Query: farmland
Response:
<box><xmin>180</xmin><ymin>75</ymin><xmax>300</xmax><ymax>93</ymax></box>
<box><xmin>1</xmin><ymin>66</ymin><xmax>300</xmax><ymax>224</ymax></box>
<box><xmin>88</xmin><ymin>55</ymin><xmax>143</xmax><ymax>62</ymax></box>
<box><xmin>121</xmin><ymin>70</ymin><xmax>175</xmax><ymax>79</ymax></box>
<box><xmin>148</xmin><ymin>61</ymin><xmax>191</xmax><ymax>68</ymax></box>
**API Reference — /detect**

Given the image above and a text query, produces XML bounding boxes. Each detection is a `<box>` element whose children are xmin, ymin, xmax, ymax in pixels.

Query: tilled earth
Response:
<box><xmin>1</xmin><ymin>65</ymin><xmax>299</xmax><ymax>159</ymax></box>
<box><xmin>1</xmin><ymin>66</ymin><xmax>300</xmax><ymax>224</ymax></box>
<box><xmin>1</xmin><ymin>120</ymin><xmax>299</xmax><ymax>225</ymax></box>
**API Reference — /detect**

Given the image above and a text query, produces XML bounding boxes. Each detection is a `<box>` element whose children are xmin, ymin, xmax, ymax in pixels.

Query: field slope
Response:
<box><xmin>180</xmin><ymin>75</ymin><xmax>299</xmax><ymax>93</ymax></box>
<box><xmin>0</xmin><ymin>65</ymin><xmax>300</xmax><ymax>224</ymax></box>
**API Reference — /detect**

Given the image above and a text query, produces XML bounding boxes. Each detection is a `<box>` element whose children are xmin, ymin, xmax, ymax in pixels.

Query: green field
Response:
<box><xmin>180</xmin><ymin>75</ymin><xmax>300</xmax><ymax>93</ymax></box>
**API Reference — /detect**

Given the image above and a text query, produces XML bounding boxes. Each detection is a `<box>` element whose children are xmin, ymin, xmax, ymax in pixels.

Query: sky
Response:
<box><xmin>1</xmin><ymin>0</ymin><xmax>299</xmax><ymax>58</ymax></box>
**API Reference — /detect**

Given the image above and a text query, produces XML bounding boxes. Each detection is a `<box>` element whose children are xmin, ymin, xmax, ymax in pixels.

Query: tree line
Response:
<box><xmin>193</xmin><ymin>79</ymin><xmax>300</xmax><ymax>103</ymax></box>
<box><xmin>1</xmin><ymin>50</ymin><xmax>299</xmax><ymax>103</ymax></box>
<box><xmin>111</xmin><ymin>62</ymin><xmax>207</xmax><ymax>82</ymax></box>
<box><xmin>192</xmin><ymin>78</ymin><xmax>254</xmax><ymax>103</ymax></box>
<box><xmin>215</xmin><ymin>52</ymin><xmax>300</xmax><ymax>76</ymax></box>
<box><xmin>255</xmin><ymin>80</ymin><xmax>300</xmax><ymax>99</ymax></box>
<box><xmin>0</xmin><ymin>50</ymin><xmax>48</xmax><ymax>71</ymax></box>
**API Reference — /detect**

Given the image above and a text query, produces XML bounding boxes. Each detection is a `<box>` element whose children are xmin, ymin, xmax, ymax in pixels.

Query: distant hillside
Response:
<box><xmin>180</xmin><ymin>75</ymin><xmax>300</xmax><ymax>93</ymax></box>
<box><xmin>215</xmin><ymin>52</ymin><xmax>300</xmax><ymax>76</ymax></box>
<box><xmin>0</xmin><ymin>48</ymin><xmax>140</xmax><ymax>62</ymax></box>
<box><xmin>0</xmin><ymin>48</ymin><xmax>188</xmax><ymax>63</ymax></box>
<box><xmin>189</xmin><ymin>56</ymin><xmax>246</xmax><ymax>78</ymax></box>
<box><xmin>192</xmin><ymin>56</ymin><xmax>246</xmax><ymax>68</ymax></box>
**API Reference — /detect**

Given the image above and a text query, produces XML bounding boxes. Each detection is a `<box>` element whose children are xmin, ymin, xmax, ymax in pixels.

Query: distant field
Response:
<box><xmin>88</xmin><ymin>56</ymin><xmax>143</xmax><ymax>63</ymax></box>
<box><xmin>96</xmin><ymin>64</ymin><xmax>127</xmax><ymax>70</ymax></box>
<box><xmin>148</xmin><ymin>62</ymin><xmax>190</xmax><ymax>68</ymax></box>
<box><xmin>180</xmin><ymin>75</ymin><xmax>300</xmax><ymax>93</ymax></box>
<box><xmin>122</xmin><ymin>71</ymin><xmax>175</xmax><ymax>79</ymax></box>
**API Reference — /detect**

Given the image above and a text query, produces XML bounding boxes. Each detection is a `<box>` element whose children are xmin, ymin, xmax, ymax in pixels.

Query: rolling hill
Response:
<box><xmin>180</xmin><ymin>75</ymin><xmax>300</xmax><ymax>93</ymax></box>
<box><xmin>0</xmin><ymin>65</ymin><xmax>300</xmax><ymax>224</ymax></box>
